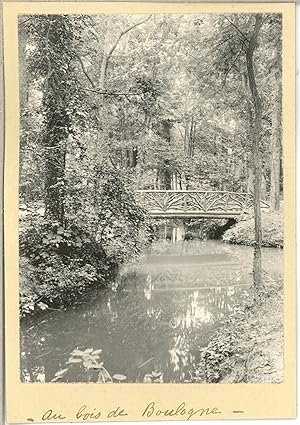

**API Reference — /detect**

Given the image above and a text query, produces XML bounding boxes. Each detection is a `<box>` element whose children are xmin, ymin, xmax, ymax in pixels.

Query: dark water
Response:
<box><xmin>20</xmin><ymin>240</ymin><xmax>282</xmax><ymax>384</ymax></box>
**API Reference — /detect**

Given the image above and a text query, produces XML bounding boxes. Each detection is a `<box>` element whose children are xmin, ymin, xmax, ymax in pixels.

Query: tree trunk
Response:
<box><xmin>184</xmin><ymin>117</ymin><xmax>196</xmax><ymax>157</ymax></box>
<box><xmin>44</xmin><ymin>141</ymin><xmax>66</xmax><ymax>224</ymax></box>
<box><xmin>246</xmin><ymin>14</ymin><xmax>263</xmax><ymax>287</ymax></box>
<box><xmin>19</xmin><ymin>18</ymin><xmax>30</xmax><ymax>202</ymax></box>
<box><xmin>160</xmin><ymin>162</ymin><xmax>172</xmax><ymax>190</ymax></box>
<box><xmin>188</xmin><ymin>117</ymin><xmax>194</xmax><ymax>157</ymax></box>
<box><xmin>95</xmin><ymin>17</ymin><xmax>111</xmax><ymax>162</ymax></box>
<box><xmin>40</xmin><ymin>16</ymin><xmax>75</xmax><ymax>225</ymax></box>
<box><xmin>261</xmin><ymin>173</ymin><xmax>267</xmax><ymax>200</ymax></box>
<box><xmin>270</xmin><ymin>46</ymin><xmax>282</xmax><ymax>210</ymax></box>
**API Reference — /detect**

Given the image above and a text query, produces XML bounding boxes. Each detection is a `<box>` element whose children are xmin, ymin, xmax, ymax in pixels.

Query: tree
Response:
<box><xmin>26</xmin><ymin>15</ymin><xmax>81</xmax><ymax>224</ymax></box>
<box><xmin>269</xmin><ymin>19</ymin><xmax>282</xmax><ymax>210</ymax></box>
<box><xmin>19</xmin><ymin>13</ymin><xmax>282</xmax><ymax>271</ymax></box>
<box><xmin>245</xmin><ymin>14</ymin><xmax>263</xmax><ymax>286</ymax></box>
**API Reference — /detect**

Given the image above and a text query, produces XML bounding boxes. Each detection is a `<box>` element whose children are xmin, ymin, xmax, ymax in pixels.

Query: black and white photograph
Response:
<box><xmin>18</xmin><ymin>12</ymin><xmax>284</xmax><ymax>385</ymax></box>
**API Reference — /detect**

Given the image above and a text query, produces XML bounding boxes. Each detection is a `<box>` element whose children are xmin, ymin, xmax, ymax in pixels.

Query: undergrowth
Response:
<box><xmin>222</xmin><ymin>209</ymin><xmax>283</xmax><ymax>248</ymax></box>
<box><xmin>189</xmin><ymin>281</ymin><xmax>283</xmax><ymax>383</ymax></box>
<box><xmin>19</xmin><ymin>220</ymin><xmax>117</xmax><ymax>317</ymax></box>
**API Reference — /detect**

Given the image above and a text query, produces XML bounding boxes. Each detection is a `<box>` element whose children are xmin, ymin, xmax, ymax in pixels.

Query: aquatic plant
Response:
<box><xmin>52</xmin><ymin>348</ymin><xmax>127</xmax><ymax>383</ymax></box>
<box><xmin>143</xmin><ymin>371</ymin><xmax>163</xmax><ymax>383</ymax></box>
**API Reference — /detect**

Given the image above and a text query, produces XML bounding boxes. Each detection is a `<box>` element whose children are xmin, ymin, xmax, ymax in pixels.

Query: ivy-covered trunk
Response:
<box><xmin>43</xmin><ymin>125</ymin><xmax>67</xmax><ymax>224</ymax></box>
<box><xmin>37</xmin><ymin>15</ymin><xmax>76</xmax><ymax>224</ymax></box>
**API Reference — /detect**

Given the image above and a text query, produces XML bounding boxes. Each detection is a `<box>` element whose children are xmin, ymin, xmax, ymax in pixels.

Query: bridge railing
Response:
<box><xmin>137</xmin><ymin>190</ymin><xmax>269</xmax><ymax>218</ymax></box>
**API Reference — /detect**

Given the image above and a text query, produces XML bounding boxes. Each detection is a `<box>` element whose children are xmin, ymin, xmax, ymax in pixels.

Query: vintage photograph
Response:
<box><xmin>19</xmin><ymin>13</ymin><xmax>283</xmax><ymax>384</ymax></box>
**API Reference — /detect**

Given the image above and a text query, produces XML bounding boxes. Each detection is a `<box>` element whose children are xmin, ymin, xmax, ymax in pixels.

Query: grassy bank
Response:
<box><xmin>222</xmin><ymin>209</ymin><xmax>283</xmax><ymax>248</ymax></box>
<box><xmin>190</xmin><ymin>281</ymin><xmax>283</xmax><ymax>384</ymax></box>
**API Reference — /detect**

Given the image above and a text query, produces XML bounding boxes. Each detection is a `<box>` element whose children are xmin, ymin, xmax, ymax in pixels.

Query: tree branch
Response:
<box><xmin>261</xmin><ymin>13</ymin><xmax>270</xmax><ymax>25</ymax></box>
<box><xmin>98</xmin><ymin>15</ymin><xmax>152</xmax><ymax>91</ymax></box>
<box><xmin>107</xmin><ymin>15</ymin><xmax>152</xmax><ymax>61</ymax></box>
<box><xmin>211</xmin><ymin>34</ymin><xmax>235</xmax><ymax>52</ymax></box>
<box><xmin>224</xmin><ymin>16</ymin><xmax>249</xmax><ymax>43</ymax></box>
<box><xmin>18</xmin><ymin>17</ymin><xmax>32</xmax><ymax>27</ymax></box>
<box><xmin>222</xmin><ymin>41</ymin><xmax>246</xmax><ymax>87</ymax></box>
<box><xmin>75</xmin><ymin>53</ymin><xmax>96</xmax><ymax>88</ymax></box>
<box><xmin>82</xmin><ymin>87</ymin><xmax>143</xmax><ymax>96</ymax></box>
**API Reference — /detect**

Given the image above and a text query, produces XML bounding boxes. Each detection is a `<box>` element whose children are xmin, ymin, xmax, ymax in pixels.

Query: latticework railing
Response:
<box><xmin>138</xmin><ymin>190</ymin><xmax>269</xmax><ymax>218</ymax></box>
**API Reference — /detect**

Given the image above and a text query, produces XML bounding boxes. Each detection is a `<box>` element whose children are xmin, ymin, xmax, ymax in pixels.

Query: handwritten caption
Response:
<box><xmin>39</xmin><ymin>402</ymin><xmax>222</xmax><ymax>422</ymax></box>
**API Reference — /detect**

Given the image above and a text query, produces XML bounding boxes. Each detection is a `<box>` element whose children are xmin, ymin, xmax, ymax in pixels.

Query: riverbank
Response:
<box><xmin>222</xmin><ymin>209</ymin><xmax>283</xmax><ymax>248</ymax></box>
<box><xmin>19</xmin><ymin>193</ymin><xmax>149</xmax><ymax>317</ymax></box>
<box><xmin>19</xmin><ymin>256</ymin><xmax>118</xmax><ymax>317</ymax></box>
<box><xmin>191</xmin><ymin>280</ymin><xmax>283</xmax><ymax>383</ymax></box>
<box><xmin>20</xmin><ymin>238</ymin><xmax>283</xmax><ymax>383</ymax></box>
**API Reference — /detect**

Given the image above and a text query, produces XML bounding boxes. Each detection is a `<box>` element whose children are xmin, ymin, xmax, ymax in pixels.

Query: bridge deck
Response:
<box><xmin>138</xmin><ymin>190</ymin><xmax>269</xmax><ymax>218</ymax></box>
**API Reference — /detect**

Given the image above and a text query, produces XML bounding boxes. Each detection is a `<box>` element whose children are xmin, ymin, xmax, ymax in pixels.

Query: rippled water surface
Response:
<box><xmin>20</xmin><ymin>240</ymin><xmax>283</xmax><ymax>383</ymax></box>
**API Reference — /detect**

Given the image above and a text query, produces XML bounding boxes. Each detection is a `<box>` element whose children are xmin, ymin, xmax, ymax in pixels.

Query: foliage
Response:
<box><xmin>20</xmin><ymin>220</ymin><xmax>105</xmax><ymax>266</ymax></box>
<box><xmin>185</xmin><ymin>218</ymin><xmax>229</xmax><ymax>240</ymax></box>
<box><xmin>19</xmin><ymin>169</ymin><xmax>149</xmax><ymax>317</ymax></box>
<box><xmin>52</xmin><ymin>347</ymin><xmax>127</xmax><ymax>383</ymax></box>
<box><xmin>20</xmin><ymin>258</ymin><xmax>49</xmax><ymax>316</ymax></box>
<box><xmin>18</xmin><ymin>13</ymin><xmax>283</xmax><ymax>315</ymax></box>
<box><xmin>222</xmin><ymin>209</ymin><xmax>283</xmax><ymax>248</ymax></box>
<box><xmin>143</xmin><ymin>371</ymin><xmax>163</xmax><ymax>383</ymax></box>
<box><xmin>22</xmin><ymin>15</ymin><xmax>89</xmax><ymax>222</ymax></box>
<box><xmin>190</xmin><ymin>282</ymin><xmax>283</xmax><ymax>383</ymax></box>
<box><xmin>93</xmin><ymin>169</ymin><xmax>147</xmax><ymax>263</ymax></box>
<box><xmin>52</xmin><ymin>347</ymin><xmax>163</xmax><ymax>383</ymax></box>
<box><xmin>20</xmin><ymin>258</ymin><xmax>100</xmax><ymax>317</ymax></box>
<box><xmin>195</xmin><ymin>309</ymin><xmax>250</xmax><ymax>383</ymax></box>
<box><xmin>20</xmin><ymin>13</ymin><xmax>283</xmax><ymax>203</ymax></box>
<box><xmin>19</xmin><ymin>220</ymin><xmax>118</xmax><ymax>316</ymax></box>
<box><xmin>51</xmin><ymin>346</ymin><xmax>163</xmax><ymax>384</ymax></box>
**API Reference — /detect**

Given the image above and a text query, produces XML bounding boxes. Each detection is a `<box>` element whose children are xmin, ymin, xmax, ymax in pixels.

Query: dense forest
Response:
<box><xmin>19</xmin><ymin>13</ymin><xmax>282</xmax><ymax>202</ymax></box>
<box><xmin>19</xmin><ymin>13</ymin><xmax>284</xmax><ymax>384</ymax></box>
<box><xmin>19</xmin><ymin>13</ymin><xmax>283</xmax><ymax>308</ymax></box>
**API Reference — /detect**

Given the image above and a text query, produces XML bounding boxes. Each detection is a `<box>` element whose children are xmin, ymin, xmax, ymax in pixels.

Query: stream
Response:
<box><xmin>20</xmin><ymin>240</ymin><xmax>283</xmax><ymax>383</ymax></box>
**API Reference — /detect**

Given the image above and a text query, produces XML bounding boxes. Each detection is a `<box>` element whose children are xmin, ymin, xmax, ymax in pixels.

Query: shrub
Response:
<box><xmin>190</xmin><ymin>283</ymin><xmax>283</xmax><ymax>383</ymax></box>
<box><xmin>20</xmin><ymin>220</ymin><xmax>111</xmax><ymax>268</ymax></box>
<box><xmin>19</xmin><ymin>171</ymin><xmax>148</xmax><ymax>317</ymax></box>
<box><xmin>19</xmin><ymin>220</ymin><xmax>117</xmax><ymax>316</ymax></box>
<box><xmin>92</xmin><ymin>171</ymin><xmax>147</xmax><ymax>264</ymax></box>
<box><xmin>222</xmin><ymin>209</ymin><xmax>283</xmax><ymax>248</ymax></box>
<box><xmin>185</xmin><ymin>218</ymin><xmax>229</xmax><ymax>240</ymax></box>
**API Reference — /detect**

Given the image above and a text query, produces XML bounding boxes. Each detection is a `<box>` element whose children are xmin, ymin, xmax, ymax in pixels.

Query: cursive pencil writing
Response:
<box><xmin>142</xmin><ymin>401</ymin><xmax>221</xmax><ymax>420</ymax></box>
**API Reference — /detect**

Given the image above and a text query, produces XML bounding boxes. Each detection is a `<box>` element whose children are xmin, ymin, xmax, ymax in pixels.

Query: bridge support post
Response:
<box><xmin>164</xmin><ymin>219</ymin><xmax>167</xmax><ymax>240</ymax></box>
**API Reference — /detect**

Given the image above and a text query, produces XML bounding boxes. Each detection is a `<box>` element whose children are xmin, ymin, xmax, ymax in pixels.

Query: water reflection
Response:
<box><xmin>20</xmin><ymin>240</ymin><xmax>282</xmax><ymax>383</ymax></box>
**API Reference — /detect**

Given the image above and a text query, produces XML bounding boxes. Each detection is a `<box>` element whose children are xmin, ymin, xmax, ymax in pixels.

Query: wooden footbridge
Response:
<box><xmin>138</xmin><ymin>190</ymin><xmax>269</xmax><ymax>219</ymax></box>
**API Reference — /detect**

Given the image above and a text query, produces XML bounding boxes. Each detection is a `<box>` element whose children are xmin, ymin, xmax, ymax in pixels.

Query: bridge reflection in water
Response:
<box><xmin>122</xmin><ymin>261</ymin><xmax>251</xmax><ymax>292</ymax></box>
<box><xmin>20</xmin><ymin>241</ymin><xmax>282</xmax><ymax>383</ymax></box>
<box><xmin>117</xmin><ymin>240</ymin><xmax>282</xmax><ymax>333</ymax></box>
